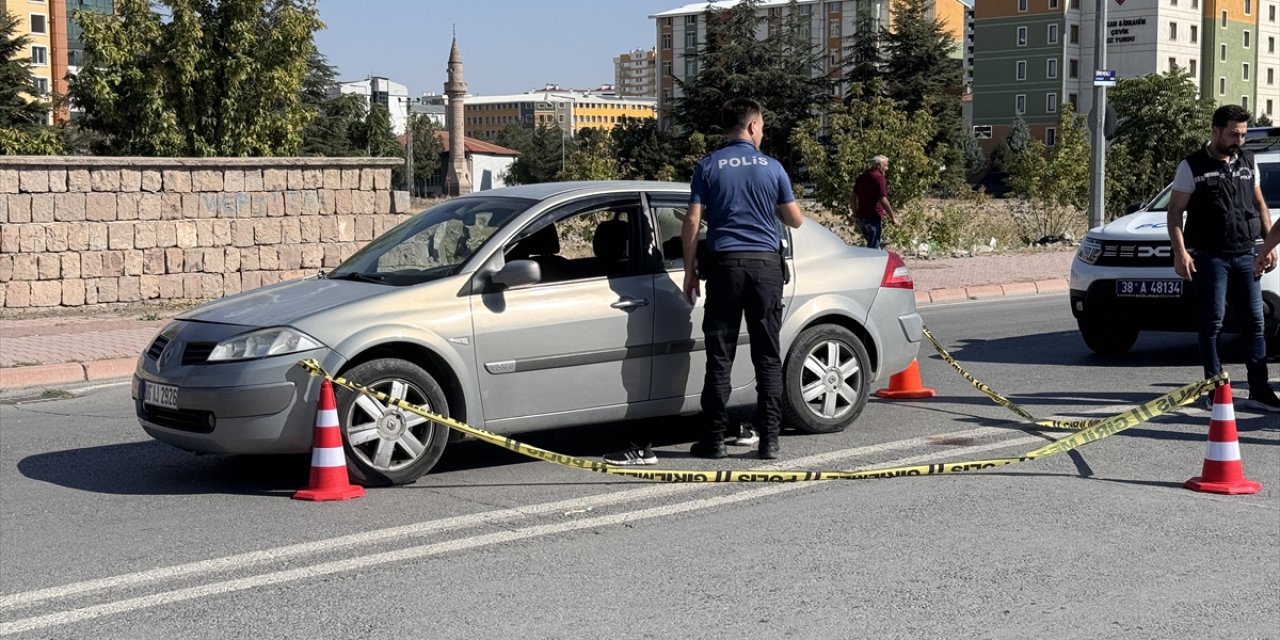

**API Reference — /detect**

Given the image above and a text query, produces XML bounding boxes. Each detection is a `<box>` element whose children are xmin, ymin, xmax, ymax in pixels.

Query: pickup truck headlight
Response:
<box><xmin>1077</xmin><ymin>237</ymin><xmax>1103</xmax><ymax>265</ymax></box>
<box><xmin>208</xmin><ymin>327</ymin><xmax>323</xmax><ymax>362</ymax></box>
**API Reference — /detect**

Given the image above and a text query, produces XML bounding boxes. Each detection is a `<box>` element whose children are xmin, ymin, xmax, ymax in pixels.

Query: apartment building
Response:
<box><xmin>614</xmin><ymin>47</ymin><xmax>657</xmax><ymax>97</ymax></box>
<box><xmin>3</xmin><ymin>0</ymin><xmax>114</xmax><ymax>124</ymax></box>
<box><xmin>650</xmin><ymin>0</ymin><xmax>970</xmax><ymax>124</ymax></box>
<box><xmin>972</xmin><ymin>0</ymin><xmax>1280</xmax><ymax>153</ymax></box>
<box><xmin>330</xmin><ymin>76</ymin><xmax>410</xmax><ymax>136</ymax></box>
<box><xmin>462</xmin><ymin>91</ymin><xmax>657</xmax><ymax>141</ymax></box>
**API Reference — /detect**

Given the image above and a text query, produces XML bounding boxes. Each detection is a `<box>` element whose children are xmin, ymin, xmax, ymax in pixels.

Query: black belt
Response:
<box><xmin>714</xmin><ymin>251</ymin><xmax>780</xmax><ymax>262</ymax></box>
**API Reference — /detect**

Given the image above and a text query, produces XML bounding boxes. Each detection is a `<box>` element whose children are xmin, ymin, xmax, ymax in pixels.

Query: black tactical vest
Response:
<box><xmin>1182</xmin><ymin>147</ymin><xmax>1262</xmax><ymax>253</ymax></box>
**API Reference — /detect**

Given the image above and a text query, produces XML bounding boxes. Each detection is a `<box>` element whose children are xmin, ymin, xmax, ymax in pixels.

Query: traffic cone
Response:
<box><xmin>874</xmin><ymin>358</ymin><xmax>937</xmax><ymax>399</ymax></box>
<box><xmin>293</xmin><ymin>379</ymin><xmax>365</xmax><ymax>501</ymax></box>
<box><xmin>1184</xmin><ymin>383</ymin><xmax>1261</xmax><ymax>495</ymax></box>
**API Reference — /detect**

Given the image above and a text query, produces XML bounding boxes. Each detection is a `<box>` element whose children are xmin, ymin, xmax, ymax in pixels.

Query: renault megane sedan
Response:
<box><xmin>134</xmin><ymin>181</ymin><xmax>923</xmax><ymax>485</ymax></box>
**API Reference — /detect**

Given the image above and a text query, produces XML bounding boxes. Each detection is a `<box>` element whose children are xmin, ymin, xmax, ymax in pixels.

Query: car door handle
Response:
<box><xmin>611</xmin><ymin>298</ymin><xmax>649</xmax><ymax>309</ymax></box>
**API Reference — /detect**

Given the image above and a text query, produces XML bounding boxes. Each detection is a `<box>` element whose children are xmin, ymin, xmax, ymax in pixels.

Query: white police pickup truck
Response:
<box><xmin>1069</xmin><ymin>129</ymin><xmax>1280</xmax><ymax>355</ymax></box>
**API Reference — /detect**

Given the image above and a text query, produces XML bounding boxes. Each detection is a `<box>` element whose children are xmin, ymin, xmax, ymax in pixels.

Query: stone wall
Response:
<box><xmin>0</xmin><ymin>157</ymin><xmax>410</xmax><ymax>311</ymax></box>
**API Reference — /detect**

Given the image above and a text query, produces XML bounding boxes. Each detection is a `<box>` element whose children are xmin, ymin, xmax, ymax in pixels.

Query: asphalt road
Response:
<box><xmin>1</xmin><ymin>294</ymin><xmax>1277</xmax><ymax>640</ymax></box>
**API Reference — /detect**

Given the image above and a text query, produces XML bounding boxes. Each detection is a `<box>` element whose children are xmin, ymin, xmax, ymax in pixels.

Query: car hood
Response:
<box><xmin>177</xmin><ymin>278</ymin><xmax>397</xmax><ymax>327</ymax></box>
<box><xmin>1088</xmin><ymin>210</ymin><xmax>1182</xmax><ymax>241</ymax></box>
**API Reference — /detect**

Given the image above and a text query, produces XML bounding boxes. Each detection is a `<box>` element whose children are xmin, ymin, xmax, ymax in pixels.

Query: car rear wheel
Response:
<box><xmin>782</xmin><ymin>325</ymin><xmax>871</xmax><ymax>434</ymax></box>
<box><xmin>1077</xmin><ymin>318</ymin><xmax>1139</xmax><ymax>355</ymax></box>
<box><xmin>334</xmin><ymin>358</ymin><xmax>450</xmax><ymax>486</ymax></box>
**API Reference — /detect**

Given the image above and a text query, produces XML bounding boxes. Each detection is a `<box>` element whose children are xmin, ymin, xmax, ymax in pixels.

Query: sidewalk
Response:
<box><xmin>0</xmin><ymin>248</ymin><xmax>1076</xmax><ymax>390</ymax></box>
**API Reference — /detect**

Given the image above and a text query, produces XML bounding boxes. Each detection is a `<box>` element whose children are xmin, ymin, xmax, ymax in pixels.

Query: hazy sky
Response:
<box><xmin>314</xmin><ymin>0</ymin><xmax>685</xmax><ymax>97</ymax></box>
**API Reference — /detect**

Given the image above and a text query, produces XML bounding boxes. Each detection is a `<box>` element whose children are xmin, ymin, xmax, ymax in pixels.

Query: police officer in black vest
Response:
<box><xmin>1167</xmin><ymin>104</ymin><xmax>1280</xmax><ymax>412</ymax></box>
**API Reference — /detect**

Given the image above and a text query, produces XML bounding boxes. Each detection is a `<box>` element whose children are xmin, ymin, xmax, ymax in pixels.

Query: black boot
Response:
<box><xmin>690</xmin><ymin>439</ymin><xmax>728</xmax><ymax>459</ymax></box>
<box><xmin>758</xmin><ymin>437</ymin><xmax>780</xmax><ymax>460</ymax></box>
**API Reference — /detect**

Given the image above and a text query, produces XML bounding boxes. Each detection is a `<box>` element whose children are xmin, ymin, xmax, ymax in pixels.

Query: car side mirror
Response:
<box><xmin>491</xmin><ymin>259</ymin><xmax>541</xmax><ymax>288</ymax></box>
<box><xmin>1124</xmin><ymin>202</ymin><xmax>1143</xmax><ymax>215</ymax></box>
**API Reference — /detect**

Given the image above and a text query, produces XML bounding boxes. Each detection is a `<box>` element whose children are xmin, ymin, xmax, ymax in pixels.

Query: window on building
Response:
<box><xmin>1048</xmin><ymin>24</ymin><xmax>1059</xmax><ymax>44</ymax></box>
<box><xmin>1221</xmin><ymin>11</ymin><xmax>1227</xmax><ymax>28</ymax></box>
<box><xmin>662</xmin><ymin>33</ymin><xmax>671</xmax><ymax>49</ymax></box>
<box><xmin>829</xmin><ymin>21</ymin><xmax>839</xmax><ymax>37</ymax></box>
<box><xmin>1244</xmin><ymin>31</ymin><xmax>1251</xmax><ymax>48</ymax></box>
<box><xmin>1016</xmin><ymin>60</ymin><xmax>1027</xmax><ymax>80</ymax></box>
<box><xmin>1047</xmin><ymin>58</ymin><xmax>1058</xmax><ymax>79</ymax></box>
<box><xmin>1220</xmin><ymin>77</ymin><xmax>1226</xmax><ymax>95</ymax></box>
<box><xmin>1170</xmin><ymin>57</ymin><xmax>1178</xmax><ymax>72</ymax></box>
<box><xmin>685</xmin><ymin>31</ymin><xmax>697</xmax><ymax>48</ymax></box>
<box><xmin>1169</xmin><ymin>21</ymin><xmax>1177</xmax><ymax>40</ymax></box>
<box><xmin>1245</xmin><ymin>0</ymin><xmax>1252</xmax><ymax>14</ymax></box>
<box><xmin>1191</xmin><ymin>25</ymin><xmax>1198</xmax><ymax>43</ymax></box>
<box><xmin>685</xmin><ymin>59</ymin><xmax>697</xmax><ymax>77</ymax></box>
<box><xmin>1268</xmin><ymin>99</ymin><xmax>1274</xmax><ymax>115</ymax></box>
<box><xmin>1017</xmin><ymin>26</ymin><xmax>1027</xmax><ymax>46</ymax></box>
<box><xmin>685</xmin><ymin>15</ymin><xmax>697</xmax><ymax>24</ymax></box>
<box><xmin>1046</xmin><ymin>128</ymin><xmax>1057</xmax><ymax>147</ymax></box>
<box><xmin>29</xmin><ymin>14</ymin><xmax>46</xmax><ymax>34</ymax></box>
<box><xmin>1069</xmin><ymin>58</ymin><xmax>1079</xmax><ymax>78</ymax></box>
<box><xmin>1047</xmin><ymin>93</ymin><xmax>1058</xmax><ymax>112</ymax></box>
<box><xmin>1244</xmin><ymin>63</ymin><xmax>1250</xmax><ymax>81</ymax></box>
<box><xmin>1221</xmin><ymin>44</ymin><xmax>1227</xmax><ymax>61</ymax></box>
<box><xmin>1270</xmin><ymin>36</ymin><xmax>1276</xmax><ymax>53</ymax></box>
<box><xmin>828</xmin><ymin>1</ymin><xmax>840</xmax><ymax>12</ymax></box>
<box><xmin>33</xmin><ymin>77</ymin><xmax>48</xmax><ymax>95</ymax></box>
<box><xmin>30</xmin><ymin>45</ymin><xmax>47</xmax><ymax>66</ymax></box>
<box><xmin>662</xmin><ymin>17</ymin><xmax>672</xmax><ymax>26</ymax></box>
<box><xmin>800</xmin><ymin>4</ymin><xmax>811</xmax><ymax>15</ymax></box>
<box><xmin>1050</xmin><ymin>0</ymin><xmax>1059</xmax><ymax>7</ymax></box>
<box><xmin>1071</xmin><ymin>0</ymin><xmax>1079</xmax><ymax>8</ymax></box>
<box><xmin>1272</xmin><ymin>4</ymin><xmax>1276</xmax><ymax>21</ymax></box>
<box><xmin>1069</xmin><ymin>93</ymin><xmax>1079</xmax><ymax>109</ymax></box>
<box><xmin>1171</xmin><ymin>0</ymin><xmax>1177</xmax><ymax>6</ymax></box>
<box><xmin>1190</xmin><ymin>58</ymin><xmax>1197</xmax><ymax>77</ymax></box>
<box><xmin>1016</xmin><ymin>94</ymin><xmax>1027</xmax><ymax>114</ymax></box>
<box><xmin>1018</xmin><ymin>0</ymin><xmax>1028</xmax><ymax>11</ymax></box>
<box><xmin>1191</xmin><ymin>0</ymin><xmax>1198</xmax><ymax>8</ymax></box>
<box><xmin>1269</xmin><ymin>67</ymin><xmax>1275</xmax><ymax>85</ymax></box>
<box><xmin>1070</xmin><ymin>24</ymin><xmax>1080</xmax><ymax>43</ymax></box>
<box><xmin>1243</xmin><ymin>96</ymin><xmax>1249</xmax><ymax>110</ymax></box>
<box><xmin>662</xmin><ymin>61</ymin><xmax>672</xmax><ymax>77</ymax></box>
<box><xmin>768</xmin><ymin>7</ymin><xmax>782</xmax><ymax>17</ymax></box>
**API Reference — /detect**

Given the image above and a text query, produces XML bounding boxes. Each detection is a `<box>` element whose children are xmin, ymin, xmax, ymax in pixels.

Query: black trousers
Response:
<box><xmin>700</xmin><ymin>252</ymin><xmax>785</xmax><ymax>441</ymax></box>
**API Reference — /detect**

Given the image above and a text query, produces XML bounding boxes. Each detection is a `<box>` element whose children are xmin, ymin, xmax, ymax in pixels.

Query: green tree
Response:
<box><xmin>792</xmin><ymin>86</ymin><xmax>940</xmax><ymax>215</ymax></box>
<box><xmin>882</xmin><ymin>0</ymin><xmax>964</xmax><ymax>193</ymax></box>
<box><xmin>1105</xmin><ymin>70</ymin><xmax>1214</xmax><ymax>216</ymax></box>
<box><xmin>69</xmin><ymin>0</ymin><xmax>322</xmax><ymax>156</ymax></box>
<box><xmin>611</xmin><ymin>116</ymin><xmax>675</xmax><ymax>180</ymax></box>
<box><xmin>298</xmin><ymin>51</ymin><xmax>366</xmax><ymax>156</ymax></box>
<box><xmin>988</xmin><ymin>114</ymin><xmax>1030</xmax><ymax>174</ymax></box>
<box><xmin>0</xmin><ymin>12</ymin><xmax>62</xmax><ymax>154</ymax></box>
<box><xmin>560</xmin><ymin>128</ymin><xmax>620</xmax><ymax>180</ymax></box>
<box><xmin>1005</xmin><ymin>104</ymin><xmax>1091</xmax><ymax>241</ymax></box>
<box><xmin>500</xmin><ymin>124</ymin><xmax>566</xmax><ymax>185</ymax></box>
<box><xmin>671</xmin><ymin>0</ymin><xmax>833</xmax><ymax>172</ymax></box>
<box><xmin>843</xmin><ymin>4</ymin><xmax>884</xmax><ymax>102</ymax></box>
<box><xmin>406</xmin><ymin>114</ymin><xmax>443</xmax><ymax>194</ymax></box>
<box><xmin>959</xmin><ymin>131</ymin><xmax>986</xmax><ymax>185</ymax></box>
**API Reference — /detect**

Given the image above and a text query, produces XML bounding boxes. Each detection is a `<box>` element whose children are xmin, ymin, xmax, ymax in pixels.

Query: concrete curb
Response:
<box><xmin>913</xmin><ymin>278</ymin><xmax>1068</xmax><ymax>305</ymax></box>
<box><xmin>0</xmin><ymin>357</ymin><xmax>134</xmax><ymax>390</ymax></box>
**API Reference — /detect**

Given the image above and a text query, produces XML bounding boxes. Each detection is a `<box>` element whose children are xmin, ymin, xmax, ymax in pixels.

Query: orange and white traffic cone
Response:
<box><xmin>1185</xmin><ymin>383</ymin><xmax>1261</xmax><ymax>495</ymax></box>
<box><xmin>293</xmin><ymin>379</ymin><xmax>365</xmax><ymax>502</ymax></box>
<box><xmin>874</xmin><ymin>358</ymin><xmax>937</xmax><ymax>400</ymax></box>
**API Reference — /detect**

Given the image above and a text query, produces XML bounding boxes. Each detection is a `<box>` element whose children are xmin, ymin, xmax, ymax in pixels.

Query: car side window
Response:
<box><xmin>505</xmin><ymin>198</ymin><xmax>642</xmax><ymax>284</ymax></box>
<box><xmin>651</xmin><ymin>199</ymin><xmax>706</xmax><ymax>270</ymax></box>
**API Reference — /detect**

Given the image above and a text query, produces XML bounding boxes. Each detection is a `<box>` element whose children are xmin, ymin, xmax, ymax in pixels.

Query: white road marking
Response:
<box><xmin>0</xmin><ymin>433</ymin><xmax>1047</xmax><ymax>636</ymax></box>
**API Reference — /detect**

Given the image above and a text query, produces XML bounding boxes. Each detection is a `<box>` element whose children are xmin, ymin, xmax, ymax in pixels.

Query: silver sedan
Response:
<box><xmin>133</xmin><ymin>181</ymin><xmax>923</xmax><ymax>485</ymax></box>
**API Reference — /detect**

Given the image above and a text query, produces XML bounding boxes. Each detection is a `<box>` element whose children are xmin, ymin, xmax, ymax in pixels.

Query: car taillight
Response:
<box><xmin>881</xmin><ymin>251</ymin><xmax>913</xmax><ymax>289</ymax></box>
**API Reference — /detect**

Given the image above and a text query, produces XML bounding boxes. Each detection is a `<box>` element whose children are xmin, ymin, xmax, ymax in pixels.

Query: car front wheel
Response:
<box><xmin>334</xmin><ymin>358</ymin><xmax>450</xmax><ymax>486</ymax></box>
<box><xmin>782</xmin><ymin>325</ymin><xmax>871</xmax><ymax>434</ymax></box>
<box><xmin>1077</xmin><ymin>318</ymin><xmax>1139</xmax><ymax>355</ymax></box>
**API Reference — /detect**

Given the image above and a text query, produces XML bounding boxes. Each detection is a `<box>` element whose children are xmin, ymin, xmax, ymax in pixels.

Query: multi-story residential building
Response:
<box><xmin>330</xmin><ymin>76</ymin><xmax>410</xmax><ymax>136</ymax></box>
<box><xmin>651</xmin><ymin>0</ymin><xmax>969</xmax><ymax>125</ymax></box>
<box><xmin>4</xmin><ymin>0</ymin><xmax>110</xmax><ymax>124</ymax></box>
<box><xmin>972</xmin><ymin>0</ymin><xmax>1280</xmax><ymax>154</ymax></box>
<box><xmin>461</xmin><ymin>91</ymin><xmax>657</xmax><ymax>141</ymax></box>
<box><xmin>614</xmin><ymin>47</ymin><xmax>657</xmax><ymax>97</ymax></box>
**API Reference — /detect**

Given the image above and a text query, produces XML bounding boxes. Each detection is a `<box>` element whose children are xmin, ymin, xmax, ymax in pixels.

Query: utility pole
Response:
<box><xmin>1088</xmin><ymin>0</ymin><xmax>1108</xmax><ymax>229</ymax></box>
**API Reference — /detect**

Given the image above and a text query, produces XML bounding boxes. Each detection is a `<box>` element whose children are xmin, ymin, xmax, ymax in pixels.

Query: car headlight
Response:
<box><xmin>1077</xmin><ymin>237</ymin><xmax>1103</xmax><ymax>265</ymax></box>
<box><xmin>207</xmin><ymin>327</ymin><xmax>324</xmax><ymax>362</ymax></box>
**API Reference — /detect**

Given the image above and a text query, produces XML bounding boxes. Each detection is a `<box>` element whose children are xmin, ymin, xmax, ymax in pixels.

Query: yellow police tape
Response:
<box><xmin>921</xmin><ymin>326</ymin><xmax>1202</xmax><ymax>430</ymax></box>
<box><xmin>295</xmin><ymin>356</ymin><xmax>1225</xmax><ymax>483</ymax></box>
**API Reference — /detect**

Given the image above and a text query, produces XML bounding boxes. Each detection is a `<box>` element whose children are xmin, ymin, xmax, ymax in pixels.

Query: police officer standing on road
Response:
<box><xmin>683</xmin><ymin>98</ymin><xmax>805</xmax><ymax>460</ymax></box>
<box><xmin>1168</xmin><ymin>104</ymin><xmax>1280</xmax><ymax>413</ymax></box>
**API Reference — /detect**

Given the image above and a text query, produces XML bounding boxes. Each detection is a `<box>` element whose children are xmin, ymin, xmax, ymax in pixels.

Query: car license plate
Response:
<box><xmin>1115</xmin><ymin>279</ymin><xmax>1183</xmax><ymax>298</ymax></box>
<box><xmin>143</xmin><ymin>382</ymin><xmax>179</xmax><ymax>410</ymax></box>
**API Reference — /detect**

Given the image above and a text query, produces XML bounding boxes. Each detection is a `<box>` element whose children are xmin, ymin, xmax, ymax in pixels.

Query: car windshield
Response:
<box><xmin>327</xmin><ymin>196</ymin><xmax>535</xmax><ymax>285</ymax></box>
<box><xmin>1141</xmin><ymin>156</ymin><xmax>1280</xmax><ymax>213</ymax></box>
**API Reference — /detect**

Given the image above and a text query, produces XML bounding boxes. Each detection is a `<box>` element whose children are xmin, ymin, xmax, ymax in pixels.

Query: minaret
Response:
<box><xmin>444</xmin><ymin>34</ymin><xmax>472</xmax><ymax>196</ymax></box>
